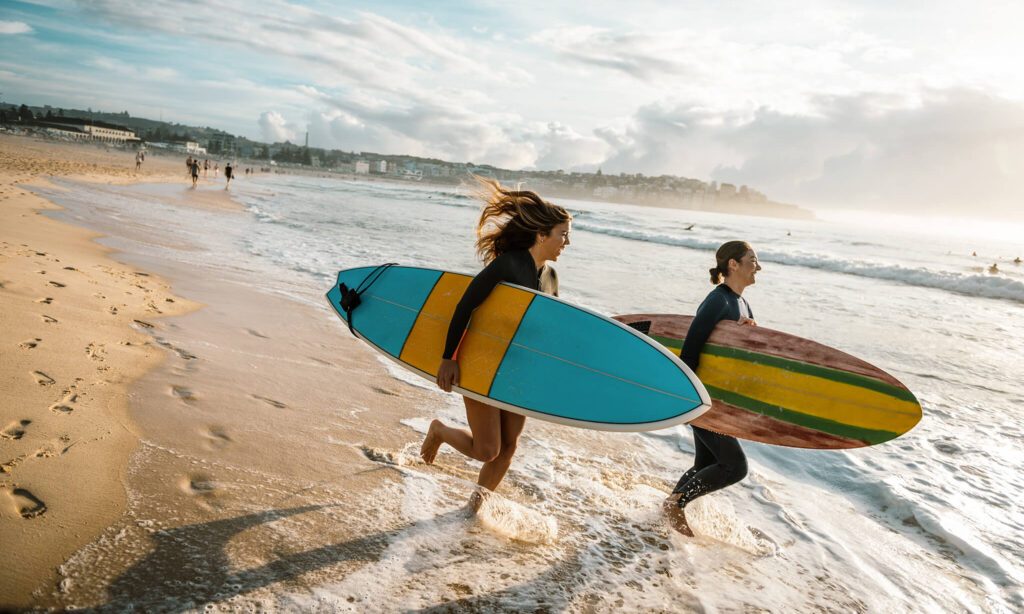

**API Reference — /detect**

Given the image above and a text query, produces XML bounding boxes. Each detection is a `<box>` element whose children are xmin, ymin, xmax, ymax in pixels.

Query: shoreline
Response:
<box><xmin>0</xmin><ymin>134</ymin><xmax>450</xmax><ymax>610</ymax></box>
<box><xmin>0</xmin><ymin>134</ymin><xmax>217</xmax><ymax>606</ymax></box>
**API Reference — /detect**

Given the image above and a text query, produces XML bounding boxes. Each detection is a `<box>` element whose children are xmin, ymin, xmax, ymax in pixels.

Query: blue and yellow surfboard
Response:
<box><xmin>326</xmin><ymin>266</ymin><xmax>711</xmax><ymax>431</ymax></box>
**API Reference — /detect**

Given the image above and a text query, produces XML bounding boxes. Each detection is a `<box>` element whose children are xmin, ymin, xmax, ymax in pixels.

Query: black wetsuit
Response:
<box><xmin>443</xmin><ymin>249</ymin><xmax>558</xmax><ymax>359</ymax></box>
<box><xmin>673</xmin><ymin>284</ymin><xmax>750</xmax><ymax>507</ymax></box>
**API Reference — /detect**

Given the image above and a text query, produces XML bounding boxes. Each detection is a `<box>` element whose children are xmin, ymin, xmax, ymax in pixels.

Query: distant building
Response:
<box><xmin>719</xmin><ymin>183</ymin><xmax>737</xmax><ymax>200</ymax></box>
<box><xmin>185</xmin><ymin>141</ymin><xmax>206</xmax><ymax>155</ymax></box>
<box><xmin>468</xmin><ymin>166</ymin><xmax>495</xmax><ymax>179</ymax></box>
<box><xmin>30</xmin><ymin>117</ymin><xmax>139</xmax><ymax>143</ymax></box>
<box><xmin>207</xmin><ymin>133</ymin><xmax>236</xmax><ymax>155</ymax></box>
<box><xmin>375</xmin><ymin>160</ymin><xmax>388</xmax><ymax>173</ymax></box>
<box><xmin>355</xmin><ymin>161</ymin><xmax>370</xmax><ymax>174</ymax></box>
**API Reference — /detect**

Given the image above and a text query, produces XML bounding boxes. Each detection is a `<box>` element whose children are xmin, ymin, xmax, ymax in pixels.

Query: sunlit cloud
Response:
<box><xmin>0</xmin><ymin>20</ymin><xmax>34</xmax><ymax>34</ymax></box>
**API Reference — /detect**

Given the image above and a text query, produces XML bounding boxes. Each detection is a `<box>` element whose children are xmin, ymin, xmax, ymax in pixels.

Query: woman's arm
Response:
<box><xmin>679</xmin><ymin>291</ymin><xmax>729</xmax><ymax>372</ymax></box>
<box><xmin>441</xmin><ymin>256</ymin><xmax>511</xmax><ymax>360</ymax></box>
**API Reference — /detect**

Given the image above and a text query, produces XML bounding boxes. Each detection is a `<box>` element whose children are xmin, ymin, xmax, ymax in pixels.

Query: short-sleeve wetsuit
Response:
<box><xmin>443</xmin><ymin>249</ymin><xmax>558</xmax><ymax>360</ymax></box>
<box><xmin>672</xmin><ymin>283</ymin><xmax>750</xmax><ymax>507</ymax></box>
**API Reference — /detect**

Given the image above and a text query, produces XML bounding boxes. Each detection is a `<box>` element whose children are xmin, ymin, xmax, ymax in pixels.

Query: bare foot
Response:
<box><xmin>663</xmin><ymin>493</ymin><xmax>694</xmax><ymax>537</ymax></box>
<box><xmin>467</xmin><ymin>487</ymin><xmax>489</xmax><ymax>513</ymax></box>
<box><xmin>420</xmin><ymin>419</ymin><xmax>444</xmax><ymax>464</ymax></box>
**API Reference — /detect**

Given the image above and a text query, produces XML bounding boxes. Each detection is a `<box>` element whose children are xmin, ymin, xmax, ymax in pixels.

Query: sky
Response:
<box><xmin>2</xmin><ymin>0</ymin><xmax>1024</xmax><ymax>219</ymax></box>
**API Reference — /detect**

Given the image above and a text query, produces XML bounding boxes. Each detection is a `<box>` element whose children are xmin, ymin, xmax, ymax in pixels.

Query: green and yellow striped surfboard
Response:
<box><xmin>613</xmin><ymin>314</ymin><xmax>922</xmax><ymax>449</ymax></box>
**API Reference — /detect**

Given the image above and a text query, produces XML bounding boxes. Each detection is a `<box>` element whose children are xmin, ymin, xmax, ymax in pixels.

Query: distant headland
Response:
<box><xmin>1</xmin><ymin>100</ymin><xmax>815</xmax><ymax>221</ymax></box>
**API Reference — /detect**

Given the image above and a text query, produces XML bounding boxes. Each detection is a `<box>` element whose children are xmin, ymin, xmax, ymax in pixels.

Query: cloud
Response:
<box><xmin>593</xmin><ymin>89</ymin><xmax>1024</xmax><ymax>217</ymax></box>
<box><xmin>531</xmin><ymin>27</ymin><xmax>701</xmax><ymax>82</ymax></box>
<box><xmin>258</xmin><ymin>110</ymin><xmax>297</xmax><ymax>143</ymax></box>
<box><xmin>0</xmin><ymin>21</ymin><xmax>34</xmax><ymax>34</ymax></box>
<box><xmin>530</xmin><ymin>122</ymin><xmax>611</xmax><ymax>170</ymax></box>
<box><xmin>73</xmin><ymin>1</ymin><xmax>495</xmax><ymax>103</ymax></box>
<box><xmin>85</xmin><ymin>56</ymin><xmax>182</xmax><ymax>81</ymax></box>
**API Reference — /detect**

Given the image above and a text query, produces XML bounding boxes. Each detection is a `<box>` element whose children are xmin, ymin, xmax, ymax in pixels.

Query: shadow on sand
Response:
<box><xmin>79</xmin><ymin>505</ymin><xmax>402</xmax><ymax>613</ymax></box>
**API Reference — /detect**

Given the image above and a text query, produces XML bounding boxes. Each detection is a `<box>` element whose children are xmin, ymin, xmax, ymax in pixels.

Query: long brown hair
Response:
<box><xmin>709</xmin><ymin>240</ymin><xmax>752</xmax><ymax>284</ymax></box>
<box><xmin>472</xmin><ymin>176</ymin><xmax>571</xmax><ymax>264</ymax></box>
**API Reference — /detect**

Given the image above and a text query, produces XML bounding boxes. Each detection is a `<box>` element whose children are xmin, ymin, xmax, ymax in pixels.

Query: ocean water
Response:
<box><xmin>33</xmin><ymin>175</ymin><xmax>1024</xmax><ymax>612</ymax></box>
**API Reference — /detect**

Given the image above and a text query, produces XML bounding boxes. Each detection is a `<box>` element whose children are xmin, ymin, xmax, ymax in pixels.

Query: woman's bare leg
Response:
<box><xmin>420</xmin><ymin>397</ymin><xmax>501</xmax><ymax>464</ymax></box>
<box><xmin>476</xmin><ymin>410</ymin><xmax>526</xmax><ymax>491</ymax></box>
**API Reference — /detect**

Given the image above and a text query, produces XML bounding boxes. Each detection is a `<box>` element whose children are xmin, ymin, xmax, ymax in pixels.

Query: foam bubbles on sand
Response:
<box><xmin>475</xmin><ymin>490</ymin><xmax>558</xmax><ymax>544</ymax></box>
<box><xmin>684</xmin><ymin>496</ymin><xmax>776</xmax><ymax>555</ymax></box>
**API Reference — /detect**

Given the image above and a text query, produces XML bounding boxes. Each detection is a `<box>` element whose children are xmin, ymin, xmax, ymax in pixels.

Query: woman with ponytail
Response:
<box><xmin>420</xmin><ymin>177</ymin><xmax>572</xmax><ymax>505</ymax></box>
<box><xmin>664</xmin><ymin>240</ymin><xmax>761</xmax><ymax>535</ymax></box>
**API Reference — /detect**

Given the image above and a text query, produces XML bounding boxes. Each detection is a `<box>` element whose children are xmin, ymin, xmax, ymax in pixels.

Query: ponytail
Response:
<box><xmin>710</xmin><ymin>241</ymin><xmax>751</xmax><ymax>285</ymax></box>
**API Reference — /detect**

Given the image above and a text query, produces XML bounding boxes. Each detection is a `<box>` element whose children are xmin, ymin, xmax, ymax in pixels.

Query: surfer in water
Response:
<box><xmin>664</xmin><ymin>240</ymin><xmax>760</xmax><ymax>536</ymax></box>
<box><xmin>420</xmin><ymin>178</ymin><xmax>571</xmax><ymax>508</ymax></box>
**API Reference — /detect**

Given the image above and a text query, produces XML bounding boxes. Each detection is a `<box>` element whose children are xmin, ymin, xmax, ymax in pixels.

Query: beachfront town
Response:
<box><xmin>1</xmin><ymin>101</ymin><xmax>812</xmax><ymax>218</ymax></box>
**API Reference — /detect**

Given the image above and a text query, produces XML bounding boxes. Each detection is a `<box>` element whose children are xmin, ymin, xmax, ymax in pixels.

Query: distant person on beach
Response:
<box><xmin>663</xmin><ymin>240</ymin><xmax>759</xmax><ymax>536</ymax></box>
<box><xmin>420</xmin><ymin>178</ymin><xmax>571</xmax><ymax>508</ymax></box>
<box><xmin>186</xmin><ymin>156</ymin><xmax>193</xmax><ymax>178</ymax></box>
<box><xmin>204</xmin><ymin>159</ymin><xmax>210</xmax><ymax>178</ymax></box>
<box><xmin>214</xmin><ymin>163</ymin><xmax>219</xmax><ymax>177</ymax></box>
<box><xmin>135</xmin><ymin>151</ymin><xmax>142</xmax><ymax>171</ymax></box>
<box><xmin>189</xmin><ymin>158</ymin><xmax>200</xmax><ymax>187</ymax></box>
<box><xmin>224</xmin><ymin>162</ymin><xmax>233</xmax><ymax>189</ymax></box>
<box><xmin>989</xmin><ymin>263</ymin><xmax>999</xmax><ymax>274</ymax></box>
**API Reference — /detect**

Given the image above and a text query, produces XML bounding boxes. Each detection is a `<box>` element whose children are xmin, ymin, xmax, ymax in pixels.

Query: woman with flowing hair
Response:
<box><xmin>664</xmin><ymin>240</ymin><xmax>760</xmax><ymax>535</ymax></box>
<box><xmin>420</xmin><ymin>177</ymin><xmax>572</xmax><ymax>506</ymax></box>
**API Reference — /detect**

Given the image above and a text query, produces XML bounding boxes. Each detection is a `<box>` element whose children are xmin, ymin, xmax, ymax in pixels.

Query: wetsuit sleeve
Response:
<box><xmin>679</xmin><ymin>290</ymin><xmax>730</xmax><ymax>372</ymax></box>
<box><xmin>442</xmin><ymin>257</ymin><xmax>510</xmax><ymax>359</ymax></box>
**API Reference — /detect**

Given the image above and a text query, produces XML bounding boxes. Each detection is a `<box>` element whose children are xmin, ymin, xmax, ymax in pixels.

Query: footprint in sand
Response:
<box><xmin>1</xmin><ymin>456</ymin><xmax>27</xmax><ymax>474</ymax></box>
<box><xmin>179</xmin><ymin>473</ymin><xmax>222</xmax><ymax>503</ymax></box>
<box><xmin>36</xmin><ymin>297</ymin><xmax>53</xmax><ymax>304</ymax></box>
<box><xmin>1</xmin><ymin>420</ymin><xmax>31</xmax><ymax>440</ymax></box>
<box><xmin>171</xmin><ymin>386</ymin><xmax>197</xmax><ymax>403</ymax></box>
<box><xmin>19</xmin><ymin>338</ymin><xmax>41</xmax><ymax>349</ymax></box>
<box><xmin>202</xmin><ymin>426</ymin><xmax>232</xmax><ymax>450</ymax></box>
<box><xmin>32</xmin><ymin>371</ymin><xmax>55</xmax><ymax>386</ymax></box>
<box><xmin>251</xmin><ymin>394</ymin><xmax>287</xmax><ymax>409</ymax></box>
<box><xmin>86</xmin><ymin>342</ymin><xmax>106</xmax><ymax>361</ymax></box>
<box><xmin>49</xmin><ymin>390</ymin><xmax>78</xmax><ymax>414</ymax></box>
<box><xmin>154</xmin><ymin>338</ymin><xmax>197</xmax><ymax>360</ymax></box>
<box><xmin>41</xmin><ymin>315</ymin><xmax>58</xmax><ymax>324</ymax></box>
<box><xmin>246</xmin><ymin>329</ymin><xmax>269</xmax><ymax>339</ymax></box>
<box><xmin>48</xmin><ymin>280</ymin><xmax>66</xmax><ymax>288</ymax></box>
<box><xmin>133</xmin><ymin>319</ymin><xmax>155</xmax><ymax>329</ymax></box>
<box><xmin>4</xmin><ymin>487</ymin><xmax>47</xmax><ymax>519</ymax></box>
